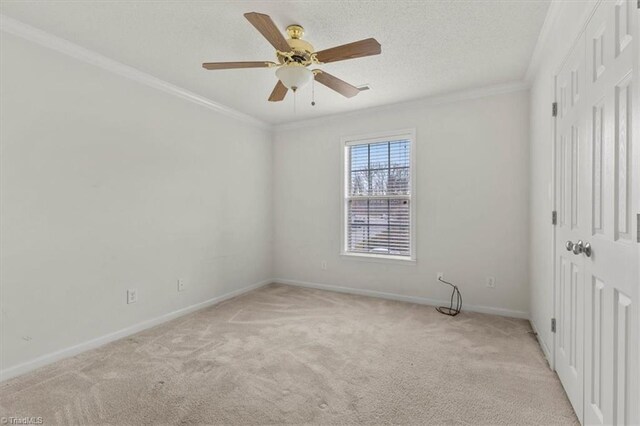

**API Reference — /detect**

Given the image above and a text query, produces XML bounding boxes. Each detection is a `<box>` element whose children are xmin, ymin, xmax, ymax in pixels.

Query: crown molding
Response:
<box><xmin>274</xmin><ymin>80</ymin><xmax>529</xmax><ymax>132</ymax></box>
<box><xmin>1</xmin><ymin>13</ymin><xmax>534</xmax><ymax>133</ymax></box>
<box><xmin>524</xmin><ymin>0</ymin><xmax>563</xmax><ymax>83</ymax></box>
<box><xmin>0</xmin><ymin>14</ymin><xmax>270</xmax><ymax>130</ymax></box>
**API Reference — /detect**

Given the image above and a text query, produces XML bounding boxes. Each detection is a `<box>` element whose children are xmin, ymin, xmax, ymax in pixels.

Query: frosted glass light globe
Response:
<box><xmin>276</xmin><ymin>64</ymin><xmax>313</xmax><ymax>91</ymax></box>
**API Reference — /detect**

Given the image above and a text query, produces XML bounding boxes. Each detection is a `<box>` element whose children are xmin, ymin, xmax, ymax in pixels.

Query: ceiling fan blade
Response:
<box><xmin>315</xmin><ymin>38</ymin><xmax>381</xmax><ymax>64</ymax></box>
<box><xmin>202</xmin><ymin>61</ymin><xmax>275</xmax><ymax>70</ymax></box>
<box><xmin>268</xmin><ymin>80</ymin><xmax>288</xmax><ymax>102</ymax></box>
<box><xmin>244</xmin><ymin>12</ymin><xmax>291</xmax><ymax>53</ymax></box>
<box><xmin>314</xmin><ymin>71</ymin><xmax>360</xmax><ymax>98</ymax></box>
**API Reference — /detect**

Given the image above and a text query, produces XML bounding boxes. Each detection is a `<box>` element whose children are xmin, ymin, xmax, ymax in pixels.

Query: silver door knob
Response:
<box><xmin>583</xmin><ymin>242</ymin><xmax>592</xmax><ymax>257</ymax></box>
<box><xmin>572</xmin><ymin>240</ymin><xmax>584</xmax><ymax>255</ymax></box>
<box><xmin>565</xmin><ymin>241</ymin><xmax>574</xmax><ymax>251</ymax></box>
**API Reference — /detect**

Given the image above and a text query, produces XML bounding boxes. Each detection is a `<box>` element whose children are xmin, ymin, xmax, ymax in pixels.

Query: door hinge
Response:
<box><xmin>552</xmin><ymin>102</ymin><xmax>558</xmax><ymax>117</ymax></box>
<box><xmin>552</xmin><ymin>211</ymin><xmax>557</xmax><ymax>225</ymax></box>
<box><xmin>551</xmin><ymin>318</ymin><xmax>556</xmax><ymax>333</ymax></box>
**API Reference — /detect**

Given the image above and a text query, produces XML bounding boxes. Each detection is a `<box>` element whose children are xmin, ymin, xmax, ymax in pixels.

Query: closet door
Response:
<box><xmin>554</xmin><ymin>32</ymin><xmax>587</xmax><ymax>423</ymax></box>
<box><xmin>583</xmin><ymin>1</ymin><xmax>638</xmax><ymax>425</ymax></box>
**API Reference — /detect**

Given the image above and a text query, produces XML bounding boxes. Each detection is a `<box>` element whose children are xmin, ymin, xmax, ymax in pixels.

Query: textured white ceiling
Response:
<box><xmin>1</xmin><ymin>0</ymin><xmax>550</xmax><ymax>124</ymax></box>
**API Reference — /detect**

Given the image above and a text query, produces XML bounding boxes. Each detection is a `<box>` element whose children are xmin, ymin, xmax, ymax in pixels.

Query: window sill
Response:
<box><xmin>340</xmin><ymin>252</ymin><xmax>416</xmax><ymax>265</ymax></box>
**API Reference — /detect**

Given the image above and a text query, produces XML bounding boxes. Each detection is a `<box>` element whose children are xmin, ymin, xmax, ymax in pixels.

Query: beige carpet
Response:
<box><xmin>0</xmin><ymin>284</ymin><xmax>577</xmax><ymax>425</ymax></box>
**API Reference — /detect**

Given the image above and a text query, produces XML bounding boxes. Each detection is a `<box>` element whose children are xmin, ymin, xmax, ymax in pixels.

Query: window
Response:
<box><xmin>342</xmin><ymin>130</ymin><xmax>415</xmax><ymax>261</ymax></box>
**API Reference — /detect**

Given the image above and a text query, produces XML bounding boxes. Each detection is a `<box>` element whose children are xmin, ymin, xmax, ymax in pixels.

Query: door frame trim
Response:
<box><xmin>550</xmin><ymin>73</ymin><xmax>558</xmax><ymax>371</ymax></box>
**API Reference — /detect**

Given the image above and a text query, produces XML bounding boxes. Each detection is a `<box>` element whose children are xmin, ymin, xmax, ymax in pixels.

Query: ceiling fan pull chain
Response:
<box><xmin>311</xmin><ymin>78</ymin><xmax>316</xmax><ymax>106</ymax></box>
<box><xmin>293</xmin><ymin>89</ymin><xmax>297</xmax><ymax>114</ymax></box>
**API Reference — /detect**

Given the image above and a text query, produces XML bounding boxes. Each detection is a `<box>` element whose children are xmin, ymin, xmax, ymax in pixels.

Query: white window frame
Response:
<box><xmin>340</xmin><ymin>128</ymin><xmax>416</xmax><ymax>263</ymax></box>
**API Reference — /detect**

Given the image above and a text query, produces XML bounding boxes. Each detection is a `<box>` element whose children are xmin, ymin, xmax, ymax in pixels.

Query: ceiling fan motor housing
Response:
<box><xmin>277</xmin><ymin>25</ymin><xmax>315</xmax><ymax>65</ymax></box>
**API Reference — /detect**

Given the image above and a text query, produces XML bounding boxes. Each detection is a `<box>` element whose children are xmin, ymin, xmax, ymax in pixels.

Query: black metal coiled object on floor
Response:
<box><xmin>436</xmin><ymin>276</ymin><xmax>462</xmax><ymax>316</ymax></box>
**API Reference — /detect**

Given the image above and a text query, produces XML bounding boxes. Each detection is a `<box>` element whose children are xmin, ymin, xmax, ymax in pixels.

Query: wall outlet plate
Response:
<box><xmin>486</xmin><ymin>277</ymin><xmax>496</xmax><ymax>288</ymax></box>
<box><xmin>127</xmin><ymin>288</ymin><xmax>138</xmax><ymax>304</ymax></box>
<box><xmin>437</xmin><ymin>272</ymin><xmax>444</xmax><ymax>281</ymax></box>
<box><xmin>177</xmin><ymin>279</ymin><xmax>186</xmax><ymax>292</ymax></box>
<box><xmin>321</xmin><ymin>261</ymin><xmax>328</xmax><ymax>271</ymax></box>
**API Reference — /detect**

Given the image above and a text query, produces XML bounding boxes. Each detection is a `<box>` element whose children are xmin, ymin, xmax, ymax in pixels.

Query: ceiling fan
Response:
<box><xmin>202</xmin><ymin>12</ymin><xmax>381</xmax><ymax>102</ymax></box>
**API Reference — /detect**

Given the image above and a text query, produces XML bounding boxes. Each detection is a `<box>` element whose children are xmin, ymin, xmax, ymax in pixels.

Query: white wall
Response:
<box><xmin>527</xmin><ymin>0</ymin><xmax>598</xmax><ymax>363</ymax></box>
<box><xmin>0</xmin><ymin>34</ymin><xmax>273</xmax><ymax>376</ymax></box>
<box><xmin>272</xmin><ymin>88</ymin><xmax>531</xmax><ymax>317</ymax></box>
<box><xmin>1</xmin><ymin>7</ymin><xmax>561</xmax><ymax>379</ymax></box>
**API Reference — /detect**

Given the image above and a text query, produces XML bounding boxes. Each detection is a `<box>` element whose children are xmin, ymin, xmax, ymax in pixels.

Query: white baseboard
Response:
<box><xmin>1</xmin><ymin>278</ymin><xmax>530</xmax><ymax>382</ymax></box>
<box><xmin>275</xmin><ymin>278</ymin><xmax>529</xmax><ymax>319</ymax></box>
<box><xmin>0</xmin><ymin>279</ymin><xmax>272</xmax><ymax>382</ymax></box>
<box><xmin>530</xmin><ymin>319</ymin><xmax>554</xmax><ymax>369</ymax></box>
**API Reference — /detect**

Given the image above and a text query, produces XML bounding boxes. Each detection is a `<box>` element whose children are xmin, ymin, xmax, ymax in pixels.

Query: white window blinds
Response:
<box><xmin>344</xmin><ymin>135</ymin><xmax>413</xmax><ymax>259</ymax></box>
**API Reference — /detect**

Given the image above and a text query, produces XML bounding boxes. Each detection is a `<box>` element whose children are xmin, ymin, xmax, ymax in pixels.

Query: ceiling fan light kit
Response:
<box><xmin>275</xmin><ymin>63</ymin><xmax>313</xmax><ymax>91</ymax></box>
<box><xmin>202</xmin><ymin>12</ymin><xmax>381</xmax><ymax>103</ymax></box>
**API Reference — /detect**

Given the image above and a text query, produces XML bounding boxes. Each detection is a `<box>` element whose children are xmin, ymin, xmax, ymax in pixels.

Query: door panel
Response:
<box><xmin>582</xmin><ymin>2</ymin><xmax>638</xmax><ymax>425</ymax></box>
<box><xmin>588</xmin><ymin>276</ymin><xmax>605</xmax><ymax>424</ymax></box>
<box><xmin>615</xmin><ymin>75</ymin><xmax>632</xmax><ymax>241</ymax></box>
<box><xmin>592</xmin><ymin>100</ymin><xmax>605</xmax><ymax>236</ymax></box>
<box><xmin>555</xmin><ymin>33</ymin><xmax>586</xmax><ymax>421</ymax></box>
<box><xmin>613</xmin><ymin>290</ymin><xmax>631</xmax><ymax>425</ymax></box>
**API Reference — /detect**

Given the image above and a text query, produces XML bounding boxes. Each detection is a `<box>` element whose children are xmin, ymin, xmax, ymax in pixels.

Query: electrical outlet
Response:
<box><xmin>437</xmin><ymin>272</ymin><xmax>444</xmax><ymax>281</ymax></box>
<box><xmin>127</xmin><ymin>288</ymin><xmax>138</xmax><ymax>304</ymax></box>
<box><xmin>486</xmin><ymin>277</ymin><xmax>496</xmax><ymax>288</ymax></box>
<box><xmin>177</xmin><ymin>279</ymin><xmax>186</xmax><ymax>292</ymax></box>
<box><xmin>321</xmin><ymin>261</ymin><xmax>328</xmax><ymax>270</ymax></box>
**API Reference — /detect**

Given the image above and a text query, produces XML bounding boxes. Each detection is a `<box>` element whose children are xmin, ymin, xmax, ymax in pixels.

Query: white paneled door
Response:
<box><xmin>555</xmin><ymin>1</ymin><xmax>639</xmax><ymax>424</ymax></box>
<box><xmin>555</xmin><ymin>32</ymin><xmax>586</xmax><ymax>421</ymax></box>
